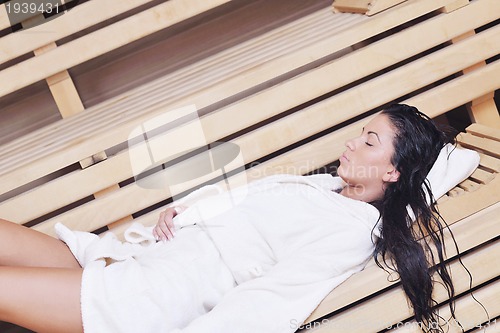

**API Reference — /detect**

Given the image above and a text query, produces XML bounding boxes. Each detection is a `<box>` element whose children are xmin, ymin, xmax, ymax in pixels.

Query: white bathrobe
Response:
<box><xmin>169</xmin><ymin>174</ymin><xmax>380</xmax><ymax>333</ymax></box>
<box><xmin>57</xmin><ymin>174</ymin><xmax>380</xmax><ymax>333</ymax></box>
<box><xmin>55</xmin><ymin>144</ymin><xmax>479</xmax><ymax>333</ymax></box>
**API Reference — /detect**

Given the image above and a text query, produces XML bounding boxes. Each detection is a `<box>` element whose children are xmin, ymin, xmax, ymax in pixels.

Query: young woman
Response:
<box><xmin>0</xmin><ymin>104</ymin><xmax>458</xmax><ymax>333</ymax></box>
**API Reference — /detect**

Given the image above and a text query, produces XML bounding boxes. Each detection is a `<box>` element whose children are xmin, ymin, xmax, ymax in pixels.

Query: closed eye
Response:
<box><xmin>365</xmin><ymin>142</ymin><xmax>373</xmax><ymax>147</ymax></box>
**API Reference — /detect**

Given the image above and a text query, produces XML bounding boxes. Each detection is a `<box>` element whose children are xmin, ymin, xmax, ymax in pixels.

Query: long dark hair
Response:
<box><xmin>373</xmin><ymin>104</ymin><xmax>457</xmax><ymax>332</ymax></box>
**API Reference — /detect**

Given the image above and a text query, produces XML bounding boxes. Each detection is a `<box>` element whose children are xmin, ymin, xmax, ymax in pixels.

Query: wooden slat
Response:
<box><xmin>0</xmin><ymin>0</ymin><xmax>231</xmax><ymax>98</ymax></box>
<box><xmin>17</xmin><ymin>151</ymin><xmax>126</xmax><ymax>217</ymax></box>
<box><xmin>467</xmin><ymin>97</ymin><xmax>500</xmax><ymax>129</ymax></box>
<box><xmin>23</xmin><ymin>102</ymin><xmax>245</xmax><ymax>229</ymax></box>
<box><xmin>367</xmin><ymin>0</ymin><xmax>408</xmax><ymax>15</ymax></box>
<box><xmin>93</xmin><ymin>182</ymin><xmax>134</xmax><ymax>228</ymax></box>
<box><xmin>141</xmin><ymin>8</ymin><xmax>341</xmax><ymax>91</ymax></box>
<box><xmin>456</xmin><ymin>33</ymin><xmax>500</xmax><ymax>127</ymax></box>
<box><xmin>406</xmin><ymin>61</ymin><xmax>500</xmax><ymax>117</ymax></box>
<box><xmin>303</xmin><ymin>204</ymin><xmax>500</xmax><ymax>331</ymax></box>
<box><xmin>79</xmin><ymin>151</ymin><xmax>108</xmax><ymax>169</ymax></box>
<box><xmin>458</xmin><ymin>179</ymin><xmax>480</xmax><ymax>192</ymax></box>
<box><xmin>0</xmin><ymin>0</ymin><xmax>155</xmax><ymax>65</ymax></box>
<box><xmin>469</xmin><ymin>91</ymin><xmax>495</xmax><ymax>105</ymax></box>
<box><xmin>0</xmin><ymin>3</ymin><xmax>9</xmax><ymax>30</ymax></box>
<box><xmin>332</xmin><ymin>0</ymin><xmax>372</xmax><ymax>13</ymax></box>
<box><xmin>437</xmin><ymin>175</ymin><xmax>500</xmax><ymax>224</ymax></box>
<box><xmin>458</xmin><ymin>133</ymin><xmax>500</xmax><ymax>158</ymax></box>
<box><xmin>441</xmin><ymin>0</ymin><xmax>470</xmax><ymax>13</ymax></box>
<box><xmin>454</xmin><ymin>30</ymin><xmax>500</xmax><ymax>129</ymax></box>
<box><xmin>0</xmin><ymin>0</ymin><xmax>474</xmax><ymax>193</ymax></box>
<box><xmin>459</xmin><ymin>35</ymin><xmax>500</xmax><ymax>129</ymax></box>
<box><xmin>469</xmin><ymin>168</ymin><xmax>495</xmax><ymax>185</ymax></box>
<box><xmin>436</xmin><ymin>195</ymin><xmax>450</xmax><ymax>204</ymax></box>
<box><xmin>16</xmin><ymin>3</ymin><xmax>85</xmax><ymax>119</ymax></box>
<box><xmin>448</xmin><ymin>186</ymin><xmax>466</xmax><ymax>197</ymax></box>
<box><xmin>477</xmin><ymin>151</ymin><xmax>500</xmax><ymax>172</ymax></box>
<box><xmin>0</xmin><ymin>151</ymin><xmax>132</xmax><ymax>223</ymax></box>
<box><xmin>333</xmin><ymin>0</ymin><xmax>408</xmax><ymax>15</ymax></box>
<box><xmin>467</xmin><ymin>123</ymin><xmax>500</xmax><ymax>141</ymax></box>
<box><xmin>33</xmin><ymin>42</ymin><xmax>85</xmax><ymax>118</ymax></box>
<box><xmin>391</xmin><ymin>279</ymin><xmax>500</xmax><ymax>332</ymax></box>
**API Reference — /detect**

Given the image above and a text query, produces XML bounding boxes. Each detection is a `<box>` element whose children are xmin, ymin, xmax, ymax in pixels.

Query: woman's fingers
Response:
<box><xmin>153</xmin><ymin>205</ymin><xmax>188</xmax><ymax>242</ymax></box>
<box><xmin>155</xmin><ymin>209</ymin><xmax>175</xmax><ymax>242</ymax></box>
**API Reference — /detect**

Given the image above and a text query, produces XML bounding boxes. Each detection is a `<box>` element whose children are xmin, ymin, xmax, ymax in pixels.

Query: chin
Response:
<box><xmin>337</xmin><ymin>173</ymin><xmax>356</xmax><ymax>187</ymax></box>
<box><xmin>337</xmin><ymin>173</ymin><xmax>347</xmax><ymax>183</ymax></box>
<box><xmin>337</xmin><ymin>165</ymin><xmax>350</xmax><ymax>183</ymax></box>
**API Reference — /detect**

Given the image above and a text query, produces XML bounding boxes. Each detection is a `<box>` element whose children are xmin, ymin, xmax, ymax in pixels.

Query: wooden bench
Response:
<box><xmin>0</xmin><ymin>0</ymin><xmax>498</xmax><ymax>331</ymax></box>
<box><xmin>0</xmin><ymin>0</ymin><xmax>331</xmax><ymax>145</ymax></box>
<box><xmin>0</xmin><ymin>0</ymin><xmax>232</xmax><ymax>100</ymax></box>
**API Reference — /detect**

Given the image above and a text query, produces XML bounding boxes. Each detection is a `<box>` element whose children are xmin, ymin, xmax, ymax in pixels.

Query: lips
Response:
<box><xmin>340</xmin><ymin>152</ymin><xmax>349</xmax><ymax>163</ymax></box>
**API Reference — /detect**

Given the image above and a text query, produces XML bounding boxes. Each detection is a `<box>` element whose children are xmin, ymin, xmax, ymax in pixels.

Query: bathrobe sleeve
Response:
<box><xmin>172</xmin><ymin>224</ymin><xmax>374</xmax><ymax>333</ymax></box>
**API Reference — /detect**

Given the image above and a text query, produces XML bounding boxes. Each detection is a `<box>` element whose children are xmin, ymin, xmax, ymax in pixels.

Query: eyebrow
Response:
<box><xmin>361</xmin><ymin>127</ymin><xmax>382</xmax><ymax>143</ymax></box>
<box><xmin>367</xmin><ymin>131</ymin><xmax>381</xmax><ymax>143</ymax></box>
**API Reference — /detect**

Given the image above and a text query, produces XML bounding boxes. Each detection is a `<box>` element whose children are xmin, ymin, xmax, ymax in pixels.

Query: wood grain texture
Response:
<box><xmin>0</xmin><ymin>0</ymin><xmax>231</xmax><ymax>98</ymax></box>
<box><xmin>0</xmin><ymin>0</ymin><xmax>155</xmax><ymax>65</ymax></box>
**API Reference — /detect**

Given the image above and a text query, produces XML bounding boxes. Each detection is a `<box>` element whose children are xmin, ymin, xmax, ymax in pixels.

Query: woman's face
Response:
<box><xmin>338</xmin><ymin>114</ymin><xmax>400</xmax><ymax>192</ymax></box>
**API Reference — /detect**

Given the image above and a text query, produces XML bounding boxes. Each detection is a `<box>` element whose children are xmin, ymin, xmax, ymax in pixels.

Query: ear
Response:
<box><xmin>383</xmin><ymin>166</ymin><xmax>400</xmax><ymax>183</ymax></box>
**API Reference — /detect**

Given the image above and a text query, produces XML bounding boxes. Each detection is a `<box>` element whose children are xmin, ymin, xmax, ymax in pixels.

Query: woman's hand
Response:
<box><xmin>153</xmin><ymin>206</ymin><xmax>187</xmax><ymax>242</ymax></box>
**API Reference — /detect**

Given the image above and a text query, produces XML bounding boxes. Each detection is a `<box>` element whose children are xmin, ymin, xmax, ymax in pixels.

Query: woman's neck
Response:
<box><xmin>340</xmin><ymin>184</ymin><xmax>383</xmax><ymax>203</ymax></box>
